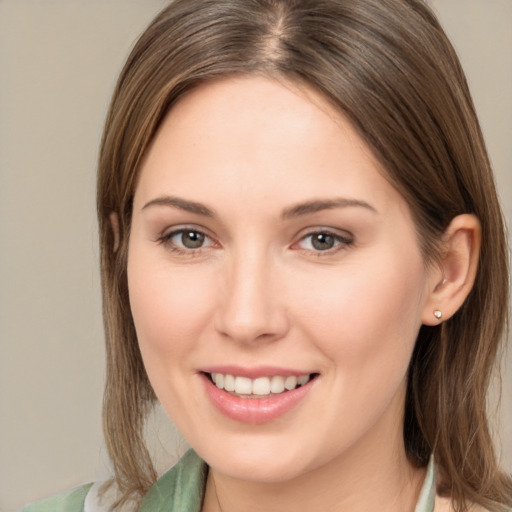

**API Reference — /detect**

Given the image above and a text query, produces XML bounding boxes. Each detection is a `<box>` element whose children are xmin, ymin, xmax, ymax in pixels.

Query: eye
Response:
<box><xmin>158</xmin><ymin>227</ymin><xmax>216</xmax><ymax>253</ymax></box>
<box><xmin>173</xmin><ymin>230</ymin><xmax>206</xmax><ymax>249</ymax></box>
<box><xmin>296</xmin><ymin>230</ymin><xmax>353</xmax><ymax>253</ymax></box>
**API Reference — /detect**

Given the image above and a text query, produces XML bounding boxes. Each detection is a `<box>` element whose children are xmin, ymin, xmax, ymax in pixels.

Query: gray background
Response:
<box><xmin>1</xmin><ymin>1</ymin><xmax>510</xmax><ymax>511</ymax></box>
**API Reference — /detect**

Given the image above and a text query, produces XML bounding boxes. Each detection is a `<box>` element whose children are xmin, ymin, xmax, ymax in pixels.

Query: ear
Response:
<box><xmin>422</xmin><ymin>214</ymin><xmax>481</xmax><ymax>326</ymax></box>
<box><xmin>109</xmin><ymin>212</ymin><xmax>120</xmax><ymax>252</ymax></box>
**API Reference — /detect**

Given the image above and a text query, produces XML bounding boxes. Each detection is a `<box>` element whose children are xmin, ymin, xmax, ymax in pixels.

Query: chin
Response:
<box><xmin>191</xmin><ymin>432</ymin><xmax>321</xmax><ymax>483</ymax></box>
<box><xmin>210</xmin><ymin>454</ymin><xmax>310</xmax><ymax>483</ymax></box>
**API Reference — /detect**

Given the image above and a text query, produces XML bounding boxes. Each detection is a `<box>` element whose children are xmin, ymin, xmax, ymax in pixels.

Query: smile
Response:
<box><xmin>209</xmin><ymin>373</ymin><xmax>313</xmax><ymax>397</ymax></box>
<box><xmin>202</xmin><ymin>370</ymin><xmax>318</xmax><ymax>424</ymax></box>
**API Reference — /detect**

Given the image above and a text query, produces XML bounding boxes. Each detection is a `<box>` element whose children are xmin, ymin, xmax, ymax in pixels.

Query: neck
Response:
<box><xmin>202</xmin><ymin>428</ymin><xmax>426</xmax><ymax>512</ymax></box>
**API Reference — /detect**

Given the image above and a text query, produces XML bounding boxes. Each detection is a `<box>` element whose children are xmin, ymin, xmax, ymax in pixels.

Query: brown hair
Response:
<box><xmin>97</xmin><ymin>0</ymin><xmax>512</xmax><ymax>510</ymax></box>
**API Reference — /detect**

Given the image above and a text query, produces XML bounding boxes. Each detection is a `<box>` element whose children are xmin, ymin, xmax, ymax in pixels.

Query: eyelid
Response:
<box><xmin>292</xmin><ymin>227</ymin><xmax>354</xmax><ymax>253</ymax></box>
<box><xmin>156</xmin><ymin>225</ymin><xmax>219</xmax><ymax>253</ymax></box>
<box><xmin>157</xmin><ymin>223</ymin><xmax>210</xmax><ymax>240</ymax></box>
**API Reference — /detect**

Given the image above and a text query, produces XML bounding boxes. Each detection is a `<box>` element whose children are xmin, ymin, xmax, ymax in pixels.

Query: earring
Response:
<box><xmin>433</xmin><ymin>309</ymin><xmax>442</xmax><ymax>320</ymax></box>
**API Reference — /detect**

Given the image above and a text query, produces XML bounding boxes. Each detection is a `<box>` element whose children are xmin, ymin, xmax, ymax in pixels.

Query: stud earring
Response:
<box><xmin>433</xmin><ymin>309</ymin><xmax>442</xmax><ymax>320</ymax></box>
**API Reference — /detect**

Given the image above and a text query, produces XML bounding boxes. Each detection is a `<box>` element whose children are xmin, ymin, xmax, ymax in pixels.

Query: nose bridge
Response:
<box><xmin>215</xmin><ymin>243</ymin><xmax>288</xmax><ymax>344</ymax></box>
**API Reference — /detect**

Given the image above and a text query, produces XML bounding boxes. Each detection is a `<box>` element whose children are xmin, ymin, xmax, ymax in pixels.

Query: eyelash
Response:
<box><xmin>156</xmin><ymin>227</ymin><xmax>354</xmax><ymax>257</ymax></box>
<box><xmin>157</xmin><ymin>227</ymin><xmax>217</xmax><ymax>256</ymax></box>
<box><xmin>294</xmin><ymin>230</ymin><xmax>354</xmax><ymax>255</ymax></box>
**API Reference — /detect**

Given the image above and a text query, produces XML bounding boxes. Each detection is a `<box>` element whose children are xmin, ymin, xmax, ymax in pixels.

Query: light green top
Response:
<box><xmin>22</xmin><ymin>450</ymin><xmax>438</xmax><ymax>512</ymax></box>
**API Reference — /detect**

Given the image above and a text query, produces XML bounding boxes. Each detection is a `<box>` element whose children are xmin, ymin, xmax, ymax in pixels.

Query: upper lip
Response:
<box><xmin>200</xmin><ymin>365</ymin><xmax>316</xmax><ymax>379</ymax></box>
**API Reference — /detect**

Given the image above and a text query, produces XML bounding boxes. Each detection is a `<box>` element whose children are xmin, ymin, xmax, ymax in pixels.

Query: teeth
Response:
<box><xmin>213</xmin><ymin>373</ymin><xmax>224</xmax><ymax>389</ymax></box>
<box><xmin>234</xmin><ymin>376</ymin><xmax>252</xmax><ymax>395</ymax></box>
<box><xmin>297</xmin><ymin>374</ymin><xmax>309</xmax><ymax>386</ymax></box>
<box><xmin>270</xmin><ymin>376</ymin><xmax>285</xmax><ymax>393</ymax></box>
<box><xmin>210</xmin><ymin>373</ymin><xmax>312</xmax><ymax>396</ymax></box>
<box><xmin>224</xmin><ymin>374</ymin><xmax>235</xmax><ymax>391</ymax></box>
<box><xmin>284</xmin><ymin>376</ymin><xmax>297</xmax><ymax>390</ymax></box>
<box><xmin>252</xmin><ymin>377</ymin><xmax>271</xmax><ymax>395</ymax></box>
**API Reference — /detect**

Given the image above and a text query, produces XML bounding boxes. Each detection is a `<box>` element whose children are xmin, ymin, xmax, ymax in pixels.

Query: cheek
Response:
<box><xmin>292</xmin><ymin>250</ymin><xmax>427</xmax><ymax>371</ymax></box>
<box><xmin>127</xmin><ymin>249</ymin><xmax>215</xmax><ymax>358</ymax></box>
<box><xmin>288</xmin><ymin>253</ymin><xmax>426</xmax><ymax>444</ymax></box>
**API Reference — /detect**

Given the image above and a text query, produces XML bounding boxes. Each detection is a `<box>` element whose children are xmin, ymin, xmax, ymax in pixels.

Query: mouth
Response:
<box><xmin>205</xmin><ymin>372</ymin><xmax>318</xmax><ymax>398</ymax></box>
<box><xmin>201</xmin><ymin>369</ymin><xmax>319</xmax><ymax>424</ymax></box>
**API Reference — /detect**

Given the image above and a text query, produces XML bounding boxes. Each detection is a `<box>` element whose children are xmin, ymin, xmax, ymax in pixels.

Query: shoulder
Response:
<box><xmin>83</xmin><ymin>449</ymin><xmax>207</xmax><ymax>512</ymax></box>
<box><xmin>21</xmin><ymin>451</ymin><xmax>206</xmax><ymax>512</ymax></box>
<box><xmin>22</xmin><ymin>483</ymin><xmax>93</xmax><ymax>512</ymax></box>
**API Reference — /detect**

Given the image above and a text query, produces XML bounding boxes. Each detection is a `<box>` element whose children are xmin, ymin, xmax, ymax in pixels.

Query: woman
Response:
<box><xmin>23</xmin><ymin>0</ymin><xmax>512</xmax><ymax>511</ymax></box>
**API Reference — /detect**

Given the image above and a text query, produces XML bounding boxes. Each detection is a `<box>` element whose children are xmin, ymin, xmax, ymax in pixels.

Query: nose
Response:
<box><xmin>214</xmin><ymin>250</ymin><xmax>290</xmax><ymax>345</ymax></box>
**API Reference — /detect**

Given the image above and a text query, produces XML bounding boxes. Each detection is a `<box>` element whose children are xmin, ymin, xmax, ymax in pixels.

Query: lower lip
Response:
<box><xmin>201</xmin><ymin>374</ymin><xmax>315</xmax><ymax>424</ymax></box>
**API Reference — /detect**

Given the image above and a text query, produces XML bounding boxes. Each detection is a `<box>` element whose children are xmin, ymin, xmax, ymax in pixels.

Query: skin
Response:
<box><xmin>126</xmin><ymin>76</ymin><xmax>480</xmax><ymax>512</ymax></box>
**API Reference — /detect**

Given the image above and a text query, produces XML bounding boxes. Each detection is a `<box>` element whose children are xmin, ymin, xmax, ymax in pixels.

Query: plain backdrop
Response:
<box><xmin>0</xmin><ymin>1</ymin><xmax>511</xmax><ymax>511</ymax></box>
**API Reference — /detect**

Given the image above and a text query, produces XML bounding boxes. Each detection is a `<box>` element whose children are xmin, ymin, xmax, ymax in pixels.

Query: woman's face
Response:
<box><xmin>128</xmin><ymin>76</ymin><xmax>435</xmax><ymax>482</ymax></box>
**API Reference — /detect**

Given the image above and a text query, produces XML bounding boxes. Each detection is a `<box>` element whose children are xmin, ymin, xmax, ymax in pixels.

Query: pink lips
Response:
<box><xmin>200</xmin><ymin>368</ymin><xmax>316</xmax><ymax>424</ymax></box>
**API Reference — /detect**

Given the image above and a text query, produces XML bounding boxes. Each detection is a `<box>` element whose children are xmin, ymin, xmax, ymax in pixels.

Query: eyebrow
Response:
<box><xmin>141</xmin><ymin>195</ymin><xmax>377</xmax><ymax>219</ymax></box>
<box><xmin>281</xmin><ymin>198</ymin><xmax>377</xmax><ymax>219</ymax></box>
<box><xmin>142</xmin><ymin>196</ymin><xmax>215</xmax><ymax>217</ymax></box>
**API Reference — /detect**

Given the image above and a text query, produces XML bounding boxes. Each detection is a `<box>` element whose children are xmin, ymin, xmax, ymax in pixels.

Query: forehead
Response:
<box><xmin>133</xmin><ymin>75</ymin><xmax>407</xmax><ymax>222</ymax></box>
<box><xmin>166</xmin><ymin>75</ymin><xmax>346</xmax><ymax>136</ymax></box>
